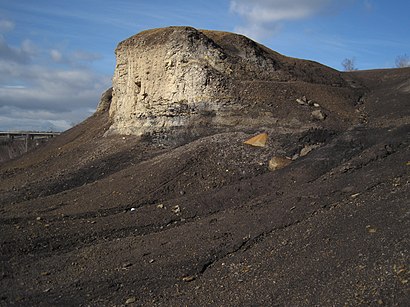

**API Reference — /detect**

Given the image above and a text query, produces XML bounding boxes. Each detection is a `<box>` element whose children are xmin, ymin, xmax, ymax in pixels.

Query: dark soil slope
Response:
<box><xmin>1</xmin><ymin>63</ymin><xmax>409</xmax><ymax>305</ymax></box>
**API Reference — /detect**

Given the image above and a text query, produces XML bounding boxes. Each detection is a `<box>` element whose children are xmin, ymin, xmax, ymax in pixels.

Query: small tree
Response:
<box><xmin>342</xmin><ymin>58</ymin><xmax>357</xmax><ymax>71</ymax></box>
<box><xmin>395</xmin><ymin>54</ymin><xmax>410</xmax><ymax>68</ymax></box>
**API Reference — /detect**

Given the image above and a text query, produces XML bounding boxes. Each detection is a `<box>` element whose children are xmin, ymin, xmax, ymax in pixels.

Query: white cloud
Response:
<box><xmin>2</xmin><ymin>85</ymin><xmax>26</xmax><ymax>89</ymax></box>
<box><xmin>230</xmin><ymin>0</ymin><xmax>333</xmax><ymax>39</ymax></box>
<box><xmin>0</xmin><ymin>36</ymin><xmax>33</xmax><ymax>63</ymax></box>
<box><xmin>71</xmin><ymin>50</ymin><xmax>102</xmax><ymax>62</ymax></box>
<box><xmin>231</xmin><ymin>0</ymin><xmax>330</xmax><ymax>22</ymax></box>
<box><xmin>234</xmin><ymin>23</ymin><xmax>282</xmax><ymax>41</ymax></box>
<box><xmin>0</xmin><ymin>111</ymin><xmax>74</xmax><ymax>131</ymax></box>
<box><xmin>0</xmin><ymin>19</ymin><xmax>14</xmax><ymax>32</ymax></box>
<box><xmin>0</xmin><ymin>24</ymin><xmax>111</xmax><ymax>132</ymax></box>
<box><xmin>50</xmin><ymin>49</ymin><xmax>63</xmax><ymax>62</ymax></box>
<box><xmin>363</xmin><ymin>0</ymin><xmax>373</xmax><ymax>11</ymax></box>
<box><xmin>21</xmin><ymin>39</ymin><xmax>38</xmax><ymax>56</ymax></box>
<box><xmin>0</xmin><ymin>62</ymin><xmax>110</xmax><ymax>111</ymax></box>
<box><xmin>50</xmin><ymin>48</ymin><xmax>101</xmax><ymax>65</ymax></box>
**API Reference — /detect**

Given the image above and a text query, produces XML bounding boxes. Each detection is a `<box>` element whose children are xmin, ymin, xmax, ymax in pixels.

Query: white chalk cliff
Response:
<box><xmin>105</xmin><ymin>26</ymin><xmax>356</xmax><ymax>137</ymax></box>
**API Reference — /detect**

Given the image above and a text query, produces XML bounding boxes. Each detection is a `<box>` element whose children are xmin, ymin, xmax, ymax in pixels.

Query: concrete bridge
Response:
<box><xmin>0</xmin><ymin>131</ymin><xmax>61</xmax><ymax>140</ymax></box>
<box><xmin>0</xmin><ymin>131</ymin><xmax>61</xmax><ymax>153</ymax></box>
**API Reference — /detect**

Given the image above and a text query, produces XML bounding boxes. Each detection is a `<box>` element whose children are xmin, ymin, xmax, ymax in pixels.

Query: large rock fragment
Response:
<box><xmin>96</xmin><ymin>87</ymin><xmax>113</xmax><ymax>113</ymax></box>
<box><xmin>268</xmin><ymin>156</ymin><xmax>292</xmax><ymax>171</ymax></box>
<box><xmin>311</xmin><ymin>110</ymin><xmax>327</xmax><ymax>121</ymax></box>
<box><xmin>244</xmin><ymin>133</ymin><xmax>268</xmax><ymax>147</ymax></box>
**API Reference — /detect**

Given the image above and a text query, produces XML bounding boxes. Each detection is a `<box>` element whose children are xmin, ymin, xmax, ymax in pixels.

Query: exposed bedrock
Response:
<box><xmin>105</xmin><ymin>26</ymin><xmax>362</xmax><ymax>138</ymax></box>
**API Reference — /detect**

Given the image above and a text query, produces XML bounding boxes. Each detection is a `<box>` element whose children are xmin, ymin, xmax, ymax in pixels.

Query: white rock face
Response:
<box><xmin>108</xmin><ymin>27</ymin><xmax>236</xmax><ymax>136</ymax></box>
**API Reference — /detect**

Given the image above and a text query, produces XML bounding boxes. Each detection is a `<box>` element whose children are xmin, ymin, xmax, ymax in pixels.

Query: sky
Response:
<box><xmin>0</xmin><ymin>0</ymin><xmax>409</xmax><ymax>131</ymax></box>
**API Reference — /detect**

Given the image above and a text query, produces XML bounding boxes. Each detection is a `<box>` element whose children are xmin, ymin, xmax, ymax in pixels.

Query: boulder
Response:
<box><xmin>311</xmin><ymin>110</ymin><xmax>327</xmax><ymax>121</ymax></box>
<box><xmin>268</xmin><ymin>156</ymin><xmax>292</xmax><ymax>171</ymax></box>
<box><xmin>243</xmin><ymin>133</ymin><xmax>268</xmax><ymax>147</ymax></box>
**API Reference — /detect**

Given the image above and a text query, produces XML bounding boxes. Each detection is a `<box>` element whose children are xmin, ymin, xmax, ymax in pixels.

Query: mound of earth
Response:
<box><xmin>0</xmin><ymin>27</ymin><xmax>409</xmax><ymax>306</ymax></box>
<box><xmin>107</xmin><ymin>26</ymin><xmax>362</xmax><ymax>139</ymax></box>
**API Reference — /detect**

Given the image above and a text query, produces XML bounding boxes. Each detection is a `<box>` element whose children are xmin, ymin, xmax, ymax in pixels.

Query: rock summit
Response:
<box><xmin>106</xmin><ymin>26</ymin><xmax>360</xmax><ymax>138</ymax></box>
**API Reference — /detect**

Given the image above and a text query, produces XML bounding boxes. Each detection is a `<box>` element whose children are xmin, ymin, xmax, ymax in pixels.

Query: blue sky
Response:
<box><xmin>0</xmin><ymin>0</ymin><xmax>409</xmax><ymax>131</ymax></box>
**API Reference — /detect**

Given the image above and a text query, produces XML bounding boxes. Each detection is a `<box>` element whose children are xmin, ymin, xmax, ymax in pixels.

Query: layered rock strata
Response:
<box><xmin>106</xmin><ymin>26</ymin><xmax>358</xmax><ymax>137</ymax></box>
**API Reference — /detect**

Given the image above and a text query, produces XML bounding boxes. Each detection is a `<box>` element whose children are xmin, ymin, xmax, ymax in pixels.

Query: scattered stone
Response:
<box><xmin>366</xmin><ymin>225</ymin><xmax>377</xmax><ymax>233</ymax></box>
<box><xmin>182</xmin><ymin>276</ymin><xmax>196</xmax><ymax>282</ymax></box>
<box><xmin>300</xmin><ymin>144</ymin><xmax>319</xmax><ymax>157</ymax></box>
<box><xmin>351</xmin><ymin>193</ymin><xmax>360</xmax><ymax>198</ymax></box>
<box><xmin>243</xmin><ymin>133</ymin><xmax>268</xmax><ymax>147</ymax></box>
<box><xmin>393</xmin><ymin>264</ymin><xmax>408</xmax><ymax>284</ymax></box>
<box><xmin>296</xmin><ymin>98</ymin><xmax>307</xmax><ymax>105</ymax></box>
<box><xmin>125</xmin><ymin>297</ymin><xmax>136</xmax><ymax>304</ymax></box>
<box><xmin>305</xmin><ymin>100</ymin><xmax>320</xmax><ymax>107</ymax></box>
<box><xmin>149</xmin><ymin>259</ymin><xmax>155</xmax><ymax>263</ymax></box>
<box><xmin>172</xmin><ymin>205</ymin><xmax>181</xmax><ymax>214</ymax></box>
<box><xmin>36</xmin><ymin>217</ymin><xmax>41</xmax><ymax>221</ymax></box>
<box><xmin>268</xmin><ymin>156</ymin><xmax>292</xmax><ymax>171</ymax></box>
<box><xmin>130</xmin><ymin>207</ymin><xmax>136</xmax><ymax>212</ymax></box>
<box><xmin>291</xmin><ymin>153</ymin><xmax>299</xmax><ymax>160</ymax></box>
<box><xmin>311</xmin><ymin>110</ymin><xmax>326</xmax><ymax>121</ymax></box>
<box><xmin>157</xmin><ymin>204</ymin><xmax>164</xmax><ymax>209</ymax></box>
<box><xmin>341</xmin><ymin>186</ymin><xmax>354</xmax><ymax>193</ymax></box>
<box><xmin>340</xmin><ymin>165</ymin><xmax>352</xmax><ymax>173</ymax></box>
<box><xmin>296</xmin><ymin>96</ymin><xmax>312</xmax><ymax>106</ymax></box>
<box><xmin>122</xmin><ymin>263</ymin><xmax>133</xmax><ymax>268</ymax></box>
<box><xmin>40</xmin><ymin>271</ymin><xmax>50</xmax><ymax>276</ymax></box>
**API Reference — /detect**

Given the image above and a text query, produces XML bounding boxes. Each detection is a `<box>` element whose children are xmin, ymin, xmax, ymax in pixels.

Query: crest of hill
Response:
<box><xmin>201</xmin><ymin>29</ymin><xmax>346</xmax><ymax>85</ymax></box>
<box><xmin>117</xmin><ymin>26</ymin><xmax>346</xmax><ymax>85</ymax></box>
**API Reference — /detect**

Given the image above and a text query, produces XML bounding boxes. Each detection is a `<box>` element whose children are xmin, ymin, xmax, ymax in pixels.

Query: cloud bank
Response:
<box><xmin>230</xmin><ymin>0</ymin><xmax>333</xmax><ymax>39</ymax></box>
<box><xmin>0</xmin><ymin>18</ymin><xmax>110</xmax><ymax>131</ymax></box>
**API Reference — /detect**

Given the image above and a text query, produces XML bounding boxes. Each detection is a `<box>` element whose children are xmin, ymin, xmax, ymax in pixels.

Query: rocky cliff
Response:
<box><xmin>105</xmin><ymin>26</ymin><xmax>362</xmax><ymax>138</ymax></box>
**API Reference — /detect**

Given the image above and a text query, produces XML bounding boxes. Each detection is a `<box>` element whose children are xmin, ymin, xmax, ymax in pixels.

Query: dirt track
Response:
<box><xmin>1</xmin><ymin>68</ymin><xmax>409</xmax><ymax>306</ymax></box>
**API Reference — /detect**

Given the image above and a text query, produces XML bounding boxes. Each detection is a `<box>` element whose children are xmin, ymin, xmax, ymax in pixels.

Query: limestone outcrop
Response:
<box><xmin>105</xmin><ymin>26</ymin><xmax>359</xmax><ymax>137</ymax></box>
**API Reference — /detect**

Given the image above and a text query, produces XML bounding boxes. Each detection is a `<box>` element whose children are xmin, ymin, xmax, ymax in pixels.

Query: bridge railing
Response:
<box><xmin>0</xmin><ymin>131</ymin><xmax>61</xmax><ymax>152</ymax></box>
<box><xmin>0</xmin><ymin>131</ymin><xmax>61</xmax><ymax>140</ymax></box>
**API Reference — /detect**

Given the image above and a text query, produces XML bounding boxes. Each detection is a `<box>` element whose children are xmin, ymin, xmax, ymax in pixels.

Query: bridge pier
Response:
<box><xmin>0</xmin><ymin>131</ymin><xmax>61</xmax><ymax>153</ymax></box>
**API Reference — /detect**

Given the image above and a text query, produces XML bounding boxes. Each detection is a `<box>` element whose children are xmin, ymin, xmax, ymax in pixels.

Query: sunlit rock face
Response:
<box><xmin>106</xmin><ymin>26</ymin><xmax>351</xmax><ymax>137</ymax></box>
<box><xmin>107</xmin><ymin>27</ymin><xmax>231</xmax><ymax>136</ymax></box>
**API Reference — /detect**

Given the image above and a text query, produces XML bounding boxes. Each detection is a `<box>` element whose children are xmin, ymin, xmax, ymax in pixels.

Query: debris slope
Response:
<box><xmin>0</xmin><ymin>27</ymin><xmax>409</xmax><ymax>306</ymax></box>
